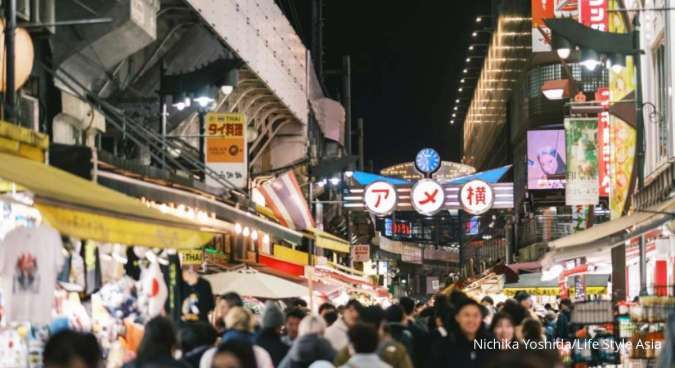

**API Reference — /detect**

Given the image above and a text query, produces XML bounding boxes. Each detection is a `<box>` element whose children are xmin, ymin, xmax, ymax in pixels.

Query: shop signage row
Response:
<box><xmin>532</xmin><ymin>0</ymin><xmax>608</xmax><ymax>52</ymax></box>
<box><xmin>346</xmin><ymin>180</ymin><xmax>513</xmax><ymax>216</ymax></box>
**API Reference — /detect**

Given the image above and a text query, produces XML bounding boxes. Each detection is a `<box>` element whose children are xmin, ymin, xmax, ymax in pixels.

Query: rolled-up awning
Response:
<box><xmin>0</xmin><ymin>153</ymin><xmax>213</xmax><ymax>249</ymax></box>
<box><xmin>542</xmin><ymin>198</ymin><xmax>675</xmax><ymax>268</ymax></box>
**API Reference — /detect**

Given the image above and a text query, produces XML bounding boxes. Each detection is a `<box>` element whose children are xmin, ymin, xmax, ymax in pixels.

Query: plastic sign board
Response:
<box><xmin>351</xmin><ymin>244</ymin><xmax>370</xmax><ymax>263</ymax></box>
<box><xmin>205</xmin><ymin>113</ymin><xmax>247</xmax><ymax>188</ymax></box>
<box><xmin>411</xmin><ymin>179</ymin><xmax>444</xmax><ymax>216</ymax></box>
<box><xmin>180</xmin><ymin>249</ymin><xmax>203</xmax><ymax>265</ymax></box>
<box><xmin>415</xmin><ymin>148</ymin><xmax>441</xmax><ymax>175</ymax></box>
<box><xmin>460</xmin><ymin>179</ymin><xmax>494</xmax><ymax>215</ymax></box>
<box><xmin>364</xmin><ymin>181</ymin><xmax>397</xmax><ymax>216</ymax></box>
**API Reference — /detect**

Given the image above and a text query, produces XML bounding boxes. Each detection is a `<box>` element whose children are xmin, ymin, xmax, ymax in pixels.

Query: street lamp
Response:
<box><xmin>551</xmin><ymin>35</ymin><xmax>573</xmax><ymax>60</ymax></box>
<box><xmin>608</xmin><ymin>53</ymin><xmax>626</xmax><ymax>72</ymax></box>
<box><xmin>580</xmin><ymin>48</ymin><xmax>601</xmax><ymax>71</ymax></box>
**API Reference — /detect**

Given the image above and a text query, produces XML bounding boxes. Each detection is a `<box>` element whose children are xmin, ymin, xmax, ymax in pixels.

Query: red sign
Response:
<box><xmin>580</xmin><ymin>0</ymin><xmax>608</xmax><ymax>32</ymax></box>
<box><xmin>393</xmin><ymin>222</ymin><xmax>411</xmax><ymax>237</ymax></box>
<box><xmin>596</xmin><ymin>87</ymin><xmax>611</xmax><ymax>197</ymax></box>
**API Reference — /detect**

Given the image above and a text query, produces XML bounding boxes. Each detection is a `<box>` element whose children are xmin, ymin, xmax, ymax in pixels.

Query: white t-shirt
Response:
<box><xmin>0</xmin><ymin>224</ymin><xmax>63</xmax><ymax>325</ymax></box>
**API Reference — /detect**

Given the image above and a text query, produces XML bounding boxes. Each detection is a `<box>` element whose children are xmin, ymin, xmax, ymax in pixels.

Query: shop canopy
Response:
<box><xmin>542</xmin><ymin>197</ymin><xmax>675</xmax><ymax>269</ymax></box>
<box><xmin>503</xmin><ymin>273</ymin><xmax>610</xmax><ymax>296</ymax></box>
<box><xmin>0</xmin><ymin>153</ymin><xmax>213</xmax><ymax>249</ymax></box>
<box><xmin>204</xmin><ymin>268</ymin><xmax>309</xmax><ymax>299</ymax></box>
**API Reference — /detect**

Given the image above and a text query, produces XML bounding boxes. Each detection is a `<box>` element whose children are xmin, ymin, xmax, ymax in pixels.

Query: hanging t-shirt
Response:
<box><xmin>0</xmin><ymin>224</ymin><xmax>64</xmax><ymax>325</ymax></box>
<box><xmin>181</xmin><ymin>277</ymin><xmax>214</xmax><ymax>322</ymax></box>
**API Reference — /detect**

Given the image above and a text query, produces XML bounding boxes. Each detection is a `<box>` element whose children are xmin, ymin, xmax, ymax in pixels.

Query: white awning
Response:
<box><xmin>541</xmin><ymin>197</ymin><xmax>675</xmax><ymax>269</ymax></box>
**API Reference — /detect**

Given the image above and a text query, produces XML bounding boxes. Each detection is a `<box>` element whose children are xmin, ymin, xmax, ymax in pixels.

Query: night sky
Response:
<box><xmin>278</xmin><ymin>1</ymin><xmax>491</xmax><ymax>171</ymax></box>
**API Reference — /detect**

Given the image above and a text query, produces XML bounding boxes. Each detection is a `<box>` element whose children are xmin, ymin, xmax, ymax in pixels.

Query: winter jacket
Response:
<box><xmin>278</xmin><ymin>333</ymin><xmax>336</xmax><ymax>368</ymax></box>
<box><xmin>335</xmin><ymin>338</ymin><xmax>413</xmax><ymax>368</ymax></box>
<box><xmin>427</xmin><ymin>328</ymin><xmax>495</xmax><ymax>368</ymax></box>
<box><xmin>387</xmin><ymin>322</ymin><xmax>414</xmax><ymax>357</ymax></box>
<box><xmin>255</xmin><ymin>328</ymin><xmax>290</xmax><ymax>367</ymax></box>
<box><xmin>555</xmin><ymin>310</ymin><xmax>572</xmax><ymax>341</ymax></box>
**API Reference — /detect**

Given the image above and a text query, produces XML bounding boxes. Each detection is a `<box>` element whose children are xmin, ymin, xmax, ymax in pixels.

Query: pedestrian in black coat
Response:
<box><xmin>255</xmin><ymin>301</ymin><xmax>290</xmax><ymax>366</ymax></box>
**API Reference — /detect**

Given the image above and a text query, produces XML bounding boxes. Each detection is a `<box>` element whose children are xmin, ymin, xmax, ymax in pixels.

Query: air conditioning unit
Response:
<box><xmin>18</xmin><ymin>91</ymin><xmax>39</xmax><ymax>131</ymax></box>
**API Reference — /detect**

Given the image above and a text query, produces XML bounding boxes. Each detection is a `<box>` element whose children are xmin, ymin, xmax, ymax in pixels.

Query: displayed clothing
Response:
<box><xmin>181</xmin><ymin>277</ymin><xmax>214</xmax><ymax>322</ymax></box>
<box><xmin>0</xmin><ymin>224</ymin><xmax>64</xmax><ymax>325</ymax></box>
<box><xmin>139</xmin><ymin>261</ymin><xmax>168</xmax><ymax>318</ymax></box>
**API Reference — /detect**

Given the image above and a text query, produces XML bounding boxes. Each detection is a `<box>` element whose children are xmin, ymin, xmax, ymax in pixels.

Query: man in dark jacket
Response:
<box><xmin>399</xmin><ymin>297</ymin><xmax>431</xmax><ymax>368</ymax></box>
<box><xmin>179</xmin><ymin>321</ymin><xmax>217</xmax><ymax>368</ymax></box>
<box><xmin>384</xmin><ymin>305</ymin><xmax>414</xmax><ymax>357</ymax></box>
<box><xmin>555</xmin><ymin>299</ymin><xmax>573</xmax><ymax>341</ymax></box>
<box><xmin>255</xmin><ymin>301</ymin><xmax>290</xmax><ymax>366</ymax></box>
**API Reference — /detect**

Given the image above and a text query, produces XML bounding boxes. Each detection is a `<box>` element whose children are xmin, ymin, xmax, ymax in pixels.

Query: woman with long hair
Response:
<box><xmin>124</xmin><ymin>316</ymin><xmax>188</xmax><ymax>368</ymax></box>
<box><xmin>490</xmin><ymin>312</ymin><xmax>518</xmax><ymax>349</ymax></box>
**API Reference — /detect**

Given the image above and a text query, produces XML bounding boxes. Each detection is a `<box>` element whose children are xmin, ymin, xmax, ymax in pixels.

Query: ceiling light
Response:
<box><xmin>455</xmin><ymin>99</ymin><xmax>460</xmax><ymax>103</ymax></box>
<box><xmin>330</xmin><ymin>177</ymin><xmax>341</xmax><ymax>185</ymax></box>
<box><xmin>468</xmin><ymin>45</ymin><xmax>474</xmax><ymax>51</ymax></box>
<box><xmin>609</xmin><ymin>53</ymin><xmax>626</xmax><ymax>72</ymax></box>
<box><xmin>472</xmin><ymin>31</ymin><xmax>478</xmax><ymax>37</ymax></box>
<box><xmin>541</xmin><ymin>79</ymin><xmax>571</xmax><ymax>101</ymax></box>
<box><xmin>458</xmin><ymin>87</ymin><xmax>463</xmax><ymax>92</ymax></box>
<box><xmin>476</xmin><ymin>16</ymin><xmax>482</xmax><ymax>23</ymax></box>
<box><xmin>463</xmin><ymin>68</ymin><xmax>469</xmax><ymax>74</ymax></box>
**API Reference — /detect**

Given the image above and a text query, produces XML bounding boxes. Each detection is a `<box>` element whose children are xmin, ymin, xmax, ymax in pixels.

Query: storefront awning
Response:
<box><xmin>0</xmin><ymin>153</ymin><xmax>213</xmax><ymax>249</ymax></box>
<box><xmin>311</xmin><ymin>229</ymin><xmax>350</xmax><ymax>253</ymax></box>
<box><xmin>542</xmin><ymin>198</ymin><xmax>675</xmax><ymax>268</ymax></box>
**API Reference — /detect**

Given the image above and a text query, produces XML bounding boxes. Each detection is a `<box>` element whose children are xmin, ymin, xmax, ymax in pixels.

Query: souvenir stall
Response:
<box><xmin>0</xmin><ymin>153</ymin><xmax>213</xmax><ymax>368</ymax></box>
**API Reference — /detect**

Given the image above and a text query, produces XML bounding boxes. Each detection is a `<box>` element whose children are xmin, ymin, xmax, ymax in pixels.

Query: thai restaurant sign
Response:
<box><xmin>204</xmin><ymin>113</ymin><xmax>247</xmax><ymax>189</ymax></box>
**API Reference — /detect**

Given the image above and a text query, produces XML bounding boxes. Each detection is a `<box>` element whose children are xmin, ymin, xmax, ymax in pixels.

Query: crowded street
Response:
<box><xmin>0</xmin><ymin>0</ymin><xmax>673</xmax><ymax>367</ymax></box>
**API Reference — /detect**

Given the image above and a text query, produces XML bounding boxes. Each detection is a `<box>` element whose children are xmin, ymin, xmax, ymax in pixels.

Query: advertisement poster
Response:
<box><xmin>205</xmin><ymin>113</ymin><xmax>248</xmax><ymax>188</ymax></box>
<box><xmin>596</xmin><ymin>88</ymin><xmax>611</xmax><ymax>197</ymax></box>
<box><xmin>532</xmin><ymin>0</ymin><xmax>580</xmax><ymax>52</ymax></box>
<box><xmin>528</xmin><ymin>130</ymin><xmax>567</xmax><ymax>189</ymax></box>
<box><xmin>565</xmin><ymin>118</ymin><xmax>599</xmax><ymax>206</ymax></box>
<box><xmin>579</xmin><ymin>0</ymin><xmax>608</xmax><ymax>31</ymax></box>
<box><xmin>608</xmin><ymin>4</ymin><xmax>637</xmax><ymax>218</ymax></box>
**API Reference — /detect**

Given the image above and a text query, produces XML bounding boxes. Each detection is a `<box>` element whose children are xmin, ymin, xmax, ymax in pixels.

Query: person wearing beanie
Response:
<box><xmin>255</xmin><ymin>301</ymin><xmax>290</xmax><ymax>366</ymax></box>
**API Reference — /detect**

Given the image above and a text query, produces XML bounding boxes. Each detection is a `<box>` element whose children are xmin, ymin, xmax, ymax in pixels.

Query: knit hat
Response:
<box><xmin>261</xmin><ymin>301</ymin><xmax>284</xmax><ymax>329</ymax></box>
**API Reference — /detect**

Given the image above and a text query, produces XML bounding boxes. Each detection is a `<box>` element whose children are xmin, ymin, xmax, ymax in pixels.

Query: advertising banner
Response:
<box><xmin>205</xmin><ymin>113</ymin><xmax>247</xmax><ymax>189</ymax></box>
<box><xmin>527</xmin><ymin>130</ymin><xmax>567</xmax><ymax>189</ymax></box>
<box><xmin>595</xmin><ymin>88</ymin><xmax>611</xmax><ymax>197</ymax></box>
<box><xmin>608</xmin><ymin>4</ymin><xmax>637</xmax><ymax>218</ymax></box>
<box><xmin>532</xmin><ymin>0</ymin><xmax>579</xmax><ymax>52</ymax></box>
<box><xmin>565</xmin><ymin>118</ymin><xmax>599</xmax><ymax>206</ymax></box>
<box><xmin>580</xmin><ymin>0</ymin><xmax>608</xmax><ymax>31</ymax></box>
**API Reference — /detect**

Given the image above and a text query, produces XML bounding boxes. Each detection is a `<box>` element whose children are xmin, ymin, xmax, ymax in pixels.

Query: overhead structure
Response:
<box><xmin>462</xmin><ymin>14</ymin><xmax>531</xmax><ymax>169</ymax></box>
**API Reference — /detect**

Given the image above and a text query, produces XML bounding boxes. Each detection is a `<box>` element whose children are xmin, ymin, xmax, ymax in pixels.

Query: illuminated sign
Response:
<box><xmin>460</xmin><ymin>179</ymin><xmax>495</xmax><ymax>215</ymax></box>
<box><xmin>411</xmin><ymin>179</ymin><xmax>444</xmax><ymax>216</ymax></box>
<box><xmin>364</xmin><ymin>181</ymin><xmax>397</xmax><ymax>216</ymax></box>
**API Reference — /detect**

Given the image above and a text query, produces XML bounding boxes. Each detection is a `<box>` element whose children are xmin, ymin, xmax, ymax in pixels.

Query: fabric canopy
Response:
<box><xmin>542</xmin><ymin>197</ymin><xmax>675</xmax><ymax>268</ymax></box>
<box><xmin>204</xmin><ymin>268</ymin><xmax>309</xmax><ymax>299</ymax></box>
<box><xmin>0</xmin><ymin>153</ymin><xmax>213</xmax><ymax>249</ymax></box>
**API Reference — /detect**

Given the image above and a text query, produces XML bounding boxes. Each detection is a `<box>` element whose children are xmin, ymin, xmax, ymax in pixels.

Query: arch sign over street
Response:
<box><xmin>346</xmin><ymin>149</ymin><xmax>513</xmax><ymax>216</ymax></box>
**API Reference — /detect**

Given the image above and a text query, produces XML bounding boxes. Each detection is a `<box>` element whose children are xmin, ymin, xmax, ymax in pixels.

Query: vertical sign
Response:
<box><xmin>608</xmin><ymin>5</ymin><xmax>637</xmax><ymax>219</ymax></box>
<box><xmin>580</xmin><ymin>0</ymin><xmax>608</xmax><ymax>31</ymax></box>
<box><xmin>205</xmin><ymin>113</ymin><xmax>247</xmax><ymax>189</ymax></box>
<box><xmin>351</xmin><ymin>244</ymin><xmax>370</xmax><ymax>263</ymax></box>
<box><xmin>532</xmin><ymin>0</ymin><xmax>555</xmax><ymax>52</ymax></box>
<box><xmin>596</xmin><ymin>88</ymin><xmax>611</xmax><ymax>197</ymax></box>
<box><xmin>565</xmin><ymin>118</ymin><xmax>600</xmax><ymax>206</ymax></box>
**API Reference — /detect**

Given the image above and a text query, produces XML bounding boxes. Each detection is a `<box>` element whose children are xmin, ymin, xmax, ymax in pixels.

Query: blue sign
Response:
<box><xmin>415</xmin><ymin>148</ymin><xmax>441</xmax><ymax>174</ymax></box>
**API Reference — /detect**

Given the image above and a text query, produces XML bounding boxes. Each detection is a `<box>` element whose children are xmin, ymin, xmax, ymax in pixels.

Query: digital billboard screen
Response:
<box><xmin>528</xmin><ymin>130</ymin><xmax>566</xmax><ymax>189</ymax></box>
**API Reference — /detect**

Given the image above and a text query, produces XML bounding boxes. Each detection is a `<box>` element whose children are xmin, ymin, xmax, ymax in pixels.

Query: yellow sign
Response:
<box><xmin>205</xmin><ymin>113</ymin><xmax>247</xmax><ymax>188</ymax></box>
<box><xmin>180</xmin><ymin>249</ymin><xmax>204</xmax><ymax>265</ymax></box>
<box><xmin>37</xmin><ymin>203</ymin><xmax>212</xmax><ymax>250</ymax></box>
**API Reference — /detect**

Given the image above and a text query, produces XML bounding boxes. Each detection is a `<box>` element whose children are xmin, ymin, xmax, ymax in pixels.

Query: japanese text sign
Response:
<box><xmin>364</xmin><ymin>181</ymin><xmax>397</xmax><ymax>216</ymax></box>
<box><xmin>411</xmin><ymin>179</ymin><xmax>444</xmax><ymax>216</ymax></box>
<box><xmin>205</xmin><ymin>113</ymin><xmax>247</xmax><ymax>189</ymax></box>
<box><xmin>351</xmin><ymin>244</ymin><xmax>370</xmax><ymax>263</ymax></box>
<box><xmin>596</xmin><ymin>88</ymin><xmax>611</xmax><ymax>197</ymax></box>
<box><xmin>460</xmin><ymin>179</ymin><xmax>494</xmax><ymax>215</ymax></box>
<box><xmin>580</xmin><ymin>0</ymin><xmax>608</xmax><ymax>32</ymax></box>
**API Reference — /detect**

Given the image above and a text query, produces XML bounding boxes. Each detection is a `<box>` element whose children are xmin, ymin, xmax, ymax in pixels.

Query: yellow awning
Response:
<box><xmin>0</xmin><ymin>153</ymin><xmax>213</xmax><ymax>249</ymax></box>
<box><xmin>311</xmin><ymin>229</ymin><xmax>350</xmax><ymax>253</ymax></box>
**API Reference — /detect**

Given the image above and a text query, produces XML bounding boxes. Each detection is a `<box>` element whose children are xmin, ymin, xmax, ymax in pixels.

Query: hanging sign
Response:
<box><xmin>205</xmin><ymin>113</ymin><xmax>248</xmax><ymax>189</ymax></box>
<box><xmin>364</xmin><ymin>181</ymin><xmax>397</xmax><ymax>216</ymax></box>
<box><xmin>596</xmin><ymin>88</ymin><xmax>611</xmax><ymax>197</ymax></box>
<box><xmin>580</xmin><ymin>0</ymin><xmax>608</xmax><ymax>32</ymax></box>
<box><xmin>460</xmin><ymin>179</ymin><xmax>495</xmax><ymax>215</ymax></box>
<box><xmin>411</xmin><ymin>179</ymin><xmax>444</xmax><ymax>216</ymax></box>
<box><xmin>180</xmin><ymin>249</ymin><xmax>204</xmax><ymax>265</ymax></box>
<box><xmin>351</xmin><ymin>244</ymin><xmax>370</xmax><ymax>262</ymax></box>
<box><xmin>565</xmin><ymin>118</ymin><xmax>600</xmax><ymax>206</ymax></box>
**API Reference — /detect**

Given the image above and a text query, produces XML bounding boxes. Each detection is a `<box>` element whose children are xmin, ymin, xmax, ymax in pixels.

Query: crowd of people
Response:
<box><xmin>41</xmin><ymin>286</ymin><xmax>584</xmax><ymax>368</ymax></box>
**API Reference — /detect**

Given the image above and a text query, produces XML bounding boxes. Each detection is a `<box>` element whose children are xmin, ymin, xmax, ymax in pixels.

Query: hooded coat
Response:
<box><xmin>278</xmin><ymin>334</ymin><xmax>336</xmax><ymax>368</ymax></box>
